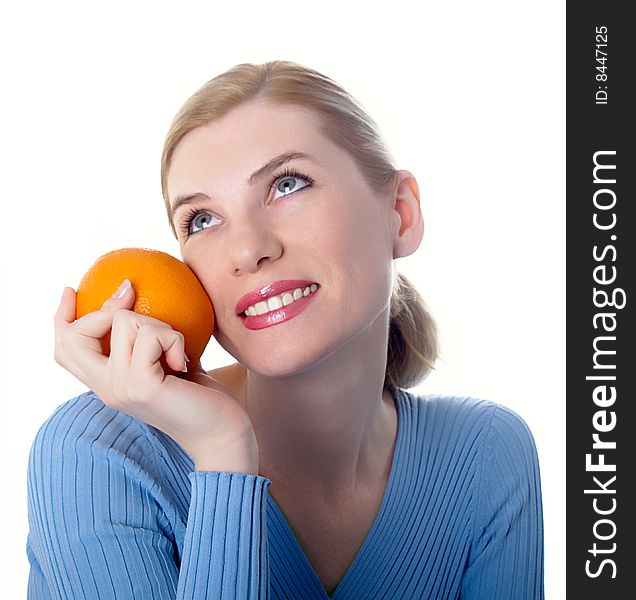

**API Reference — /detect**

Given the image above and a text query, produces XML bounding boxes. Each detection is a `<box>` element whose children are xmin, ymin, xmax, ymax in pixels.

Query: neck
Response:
<box><xmin>238</xmin><ymin>306</ymin><xmax>398</xmax><ymax>503</ymax></box>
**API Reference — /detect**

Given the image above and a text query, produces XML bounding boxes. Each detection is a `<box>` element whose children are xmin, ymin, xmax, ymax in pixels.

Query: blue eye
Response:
<box><xmin>271</xmin><ymin>168</ymin><xmax>314</xmax><ymax>200</ymax></box>
<box><xmin>180</xmin><ymin>209</ymin><xmax>221</xmax><ymax>238</ymax></box>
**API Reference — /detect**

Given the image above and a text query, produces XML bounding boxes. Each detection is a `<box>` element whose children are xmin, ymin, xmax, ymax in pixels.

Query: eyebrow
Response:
<box><xmin>171</xmin><ymin>150</ymin><xmax>316</xmax><ymax>215</ymax></box>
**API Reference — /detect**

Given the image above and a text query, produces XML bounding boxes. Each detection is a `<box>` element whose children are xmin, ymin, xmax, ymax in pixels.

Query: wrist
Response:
<box><xmin>194</xmin><ymin>459</ymin><xmax>259</xmax><ymax>475</ymax></box>
<box><xmin>192</xmin><ymin>433</ymin><xmax>259</xmax><ymax>475</ymax></box>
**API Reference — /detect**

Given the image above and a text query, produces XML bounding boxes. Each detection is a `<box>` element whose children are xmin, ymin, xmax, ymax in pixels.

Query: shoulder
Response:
<box><xmin>398</xmin><ymin>387</ymin><xmax>535</xmax><ymax>434</ymax></box>
<box><xmin>27</xmin><ymin>390</ymin><xmax>196</xmax><ymax>536</ymax></box>
<box><xmin>394</xmin><ymin>387</ymin><xmax>539</xmax><ymax>465</ymax></box>
<box><xmin>27</xmin><ymin>391</ymin><xmax>171</xmax><ymax>485</ymax></box>
<box><xmin>30</xmin><ymin>390</ymin><xmax>152</xmax><ymax>454</ymax></box>
<box><xmin>26</xmin><ymin>392</ymin><xmax>191</xmax><ymax>587</ymax></box>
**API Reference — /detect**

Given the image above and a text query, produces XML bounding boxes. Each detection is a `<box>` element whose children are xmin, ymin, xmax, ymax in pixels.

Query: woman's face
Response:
<box><xmin>167</xmin><ymin>100</ymin><xmax>399</xmax><ymax>377</ymax></box>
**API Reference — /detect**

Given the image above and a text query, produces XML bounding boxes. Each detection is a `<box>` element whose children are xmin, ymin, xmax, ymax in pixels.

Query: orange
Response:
<box><xmin>76</xmin><ymin>248</ymin><xmax>215</xmax><ymax>360</ymax></box>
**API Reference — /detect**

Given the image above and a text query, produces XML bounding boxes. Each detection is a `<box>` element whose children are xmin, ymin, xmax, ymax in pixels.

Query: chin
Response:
<box><xmin>228</xmin><ymin>331</ymin><xmax>350</xmax><ymax>379</ymax></box>
<box><xmin>246</xmin><ymin>344</ymin><xmax>331</xmax><ymax>379</ymax></box>
<box><xmin>214</xmin><ymin>305</ymin><xmax>378</xmax><ymax>378</ymax></box>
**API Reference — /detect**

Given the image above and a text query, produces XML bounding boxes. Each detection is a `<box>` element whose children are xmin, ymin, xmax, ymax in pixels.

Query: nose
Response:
<box><xmin>227</xmin><ymin>212</ymin><xmax>283</xmax><ymax>276</ymax></box>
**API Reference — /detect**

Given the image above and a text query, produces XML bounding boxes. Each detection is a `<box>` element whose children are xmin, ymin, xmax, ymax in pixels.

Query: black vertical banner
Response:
<box><xmin>567</xmin><ymin>2</ymin><xmax>634</xmax><ymax>597</ymax></box>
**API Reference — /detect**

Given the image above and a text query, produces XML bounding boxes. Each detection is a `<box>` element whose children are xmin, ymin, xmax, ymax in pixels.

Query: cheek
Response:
<box><xmin>181</xmin><ymin>253</ymin><xmax>225</xmax><ymax>312</ymax></box>
<box><xmin>320</xmin><ymin>205</ymin><xmax>394</xmax><ymax>316</ymax></box>
<box><xmin>328</xmin><ymin>200</ymin><xmax>392</xmax><ymax>271</ymax></box>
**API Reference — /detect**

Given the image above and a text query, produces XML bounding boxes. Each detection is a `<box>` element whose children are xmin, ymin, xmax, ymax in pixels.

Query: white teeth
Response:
<box><xmin>267</xmin><ymin>296</ymin><xmax>283</xmax><ymax>311</ymax></box>
<box><xmin>282</xmin><ymin>292</ymin><xmax>294</xmax><ymax>306</ymax></box>
<box><xmin>255</xmin><ymin>301</ymin><xmax>269</xmax><ymax>315</ymax></box>
<box><xmin>244</xmin><ymin>285</ymin><xmax>319</xmax><ymax>317</ymax></box>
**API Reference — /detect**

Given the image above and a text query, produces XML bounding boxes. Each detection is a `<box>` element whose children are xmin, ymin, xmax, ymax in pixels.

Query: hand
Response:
<box><xmin>54</xmin><ymin>281</ymin><xmax>259</xmax><ymax>474</ymax></box>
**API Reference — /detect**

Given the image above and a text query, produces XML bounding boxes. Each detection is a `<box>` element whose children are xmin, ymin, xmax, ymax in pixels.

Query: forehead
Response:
<box><xmin>167</xmin><ymin>101</ymin><xmax>342</xmax><ymax>193</ymax></box>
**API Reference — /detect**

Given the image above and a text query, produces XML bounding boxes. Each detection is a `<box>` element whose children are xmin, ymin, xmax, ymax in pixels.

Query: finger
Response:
<box><xmin>72</xmin><ymin>312</ymin><xmax>174</xmax><ymax>397</ymax></box>
<box><xmin>99</xmin><ymin>279</ymin><xmax>135</xmax><ymax>313</ymax></box>
<box><xmin>130</xmin><ymin>325</ymin><xmax>186</xmax><ymax>377</ymax></box>
<box><xmin>67</xmin><ymin>281</ymin><xmax>136</xmax><ymax>384</ymax></box>
<box><xmin>109</xmin><ymin>311</ymin><xmax>173</xmax><ymax>375</ymax></box>
<box><xmin>55</xmin><ymin>287</ymin><xmax>77</xmax><ymax>326</ymax></box>
<box><xmin>54</xmin><ymin>287</ymin><xmax>79</xmax><ymax>360</ymax></box>
<box><xmin>54</xmin><ymin>287</ymin><xmax>107</xmax><ymax>380</ymax></box>
<box><xmin>71</xmin><ymin>279</ymin><xmax>136</xmax><ymax>342</ymax></box>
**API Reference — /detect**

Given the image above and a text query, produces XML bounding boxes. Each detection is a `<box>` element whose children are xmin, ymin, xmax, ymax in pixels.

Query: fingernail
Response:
<box><xmin>182</xmin><ymin>354</ymin><xmax>189</xmax><ymax>372</ymax></box>
<box><xmin>112</xmin><ymin>279</ymin><xmax>131</xmax><ymax>299</ymax></box>
<box><xmin>184</xmin><ymin>354</ymin><xmax>190</xmax><ymax>363</ymax></box>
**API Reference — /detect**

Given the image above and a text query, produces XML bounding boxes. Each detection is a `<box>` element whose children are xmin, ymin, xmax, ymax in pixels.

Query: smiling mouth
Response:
<box><xmin>242</xmin><ymin>284</ymin><xmax>319</xmax><ymax>316</ymax></box>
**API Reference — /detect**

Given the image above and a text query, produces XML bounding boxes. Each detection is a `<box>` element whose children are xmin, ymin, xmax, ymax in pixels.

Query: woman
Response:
<box><xmin>27</xmin><ymin>61</ymin><xmax>544</xmax><ymax>599</ymax></box>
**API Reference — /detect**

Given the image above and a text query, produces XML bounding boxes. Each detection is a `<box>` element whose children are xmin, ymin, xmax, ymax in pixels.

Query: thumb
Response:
<box><xmin>100</xmin><ymin>279</ymin><xmax>135</xmax><ymax>312</ymax></box>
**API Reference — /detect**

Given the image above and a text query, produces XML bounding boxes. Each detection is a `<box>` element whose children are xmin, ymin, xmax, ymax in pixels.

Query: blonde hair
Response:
<box><xmin>161</xmin><ymin>60</ymin><xmax>437</xmax><ymax>389</ymax></box>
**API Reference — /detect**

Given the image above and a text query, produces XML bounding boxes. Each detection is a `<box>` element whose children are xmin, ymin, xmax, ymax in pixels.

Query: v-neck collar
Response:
<box><xmin>265</xmin><ymin>385</ymin><xmax>407</xmax><ymax>599</ymax></box>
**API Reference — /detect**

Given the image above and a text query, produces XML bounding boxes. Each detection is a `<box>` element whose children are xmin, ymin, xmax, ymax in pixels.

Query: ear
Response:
<box><xmin>390</xmin><ymin>170</ymin><xmax>424</xmax><ymax>259</ymax></box>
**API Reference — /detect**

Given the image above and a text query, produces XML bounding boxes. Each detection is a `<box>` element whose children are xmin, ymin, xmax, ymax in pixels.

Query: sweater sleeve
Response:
<box><xmin>26</xmin><ymin>395</ymin><xmax>271</xmax><ymax>599</ymax></box>
<box><xmin>460</xmin><ymin>404</ymin><xmax>544</xmax><ymax>599</ymax></box>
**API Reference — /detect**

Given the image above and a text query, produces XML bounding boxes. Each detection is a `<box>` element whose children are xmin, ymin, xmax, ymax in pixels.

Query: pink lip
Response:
<box><xmin>235</xmin><ymin>279</ymin><xmax>318</xmax><ymax>315</ymax></box>
<box><xmin>239</xmin><ymin>289</ymin><xmax>319</xmax><ymax>330</ymax></box>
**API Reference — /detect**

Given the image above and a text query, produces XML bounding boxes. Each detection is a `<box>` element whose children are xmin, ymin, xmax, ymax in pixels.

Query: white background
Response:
<box><xmin>0</xmin><ymin>1</ymin><xmax>565</xmax><ymax>596</ymax></box>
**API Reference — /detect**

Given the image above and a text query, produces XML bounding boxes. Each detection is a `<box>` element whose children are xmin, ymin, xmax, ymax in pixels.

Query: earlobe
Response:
<box><xmin>392</xmin><ymin>170</ymin><xmax>424</xmax><ymax>259</ymax></box>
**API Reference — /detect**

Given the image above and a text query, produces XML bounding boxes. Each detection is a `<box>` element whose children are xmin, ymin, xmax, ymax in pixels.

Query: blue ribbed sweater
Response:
<box><xmin>26</xmin><ymin>385</ymin><xmax>544</xmax><ymax>599</ymax></box>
